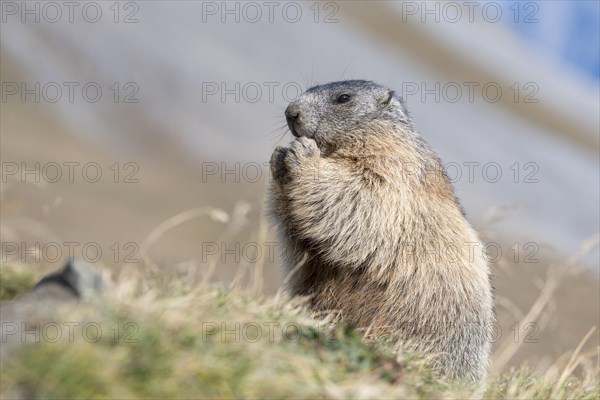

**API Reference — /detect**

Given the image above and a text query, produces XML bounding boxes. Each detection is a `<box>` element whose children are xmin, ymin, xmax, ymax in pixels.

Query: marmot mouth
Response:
<box><xmin>287</xmin><ymin>119</ymin><xmax>300</xmax><ymax>138</ymax></box>
<box><xmin>288</xmin><ymin>121</ymin><xmax>316</xmax><ymax>140</ymax></box>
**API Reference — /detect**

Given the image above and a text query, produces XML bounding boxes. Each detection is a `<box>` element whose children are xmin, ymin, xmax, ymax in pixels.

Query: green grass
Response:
<box><xmin>0</xmin><ymin>265</ymin><xmax>598</xmax><ymax>399</ymax></box>
<box><xmin>0</xmin><ymin>264</ymin><xmax>36</xmax><ymax>302</ymax></box>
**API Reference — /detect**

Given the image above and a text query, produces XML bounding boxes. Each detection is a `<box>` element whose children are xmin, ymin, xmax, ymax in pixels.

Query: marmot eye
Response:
<box><xmin>336</xmin><ymin>94</ymin><xmax>351</xmax><ymax>104</ymax></box>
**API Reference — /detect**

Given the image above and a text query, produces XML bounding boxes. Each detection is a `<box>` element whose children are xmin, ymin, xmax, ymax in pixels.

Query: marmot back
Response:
<box><xmin>268</xmin><ymin>80</ymin><xmax>494</xmax><ymax>381</ymax></box>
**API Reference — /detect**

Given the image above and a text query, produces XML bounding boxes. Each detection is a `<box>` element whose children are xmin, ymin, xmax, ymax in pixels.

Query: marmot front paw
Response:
<box><xmin>270</xmin><ymin>138</ymin><xmax>320</xmax><ymax>184</ymax></box>
<box><xmin>288</xmin><ymin>137</ymin><xmax>320</xmax><ymax>161</ymax></box>
<box><xmin>270</xmin><ymin>146</ymin><xmax>289</xmax><ymax>184</ymax></box>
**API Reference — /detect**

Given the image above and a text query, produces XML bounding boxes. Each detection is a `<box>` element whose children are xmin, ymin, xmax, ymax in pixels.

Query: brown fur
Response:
<box><xmin>268</xmin><ymin>81</ymin><xmax>494</xmax><ymax>381</ymax></box>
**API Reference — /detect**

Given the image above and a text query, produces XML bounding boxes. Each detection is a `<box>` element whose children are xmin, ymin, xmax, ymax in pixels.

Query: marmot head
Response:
<box><xmin>284</xmin><ymin>80</ymin><xmax>414</xmax><ymax>149</ymax></box>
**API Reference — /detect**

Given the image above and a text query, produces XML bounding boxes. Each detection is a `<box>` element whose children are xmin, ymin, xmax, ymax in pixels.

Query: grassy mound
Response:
<box><xmin>0</xmin><ymin>264</ymin><xmax>598</xmax><ymax>399</ymax></box>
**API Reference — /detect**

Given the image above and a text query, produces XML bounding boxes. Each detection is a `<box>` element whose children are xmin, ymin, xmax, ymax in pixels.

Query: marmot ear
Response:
<box><xmin>378</xmin><ymin>90</ymin><xmax>394</xmax><ymax>106</ymax></box>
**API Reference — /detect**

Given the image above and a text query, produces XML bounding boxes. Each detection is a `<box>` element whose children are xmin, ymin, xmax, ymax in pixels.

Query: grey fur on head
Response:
<box><xmin>285</xmin><ymin>80</ymin><xmax>414</xmax><ymax>150</ymax></box>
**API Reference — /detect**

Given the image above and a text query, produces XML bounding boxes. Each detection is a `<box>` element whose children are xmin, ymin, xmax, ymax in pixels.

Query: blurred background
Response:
<box><xmin>1</xmin><ymin>0</ymin><xmax>599</xmax><ymax>374</ymax></box>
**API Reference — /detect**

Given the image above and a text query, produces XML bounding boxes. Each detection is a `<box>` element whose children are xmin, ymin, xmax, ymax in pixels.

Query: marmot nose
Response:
<box><xmin>285</xmin><ymin>104</ymin><xmax>300</xmax><ymax>122</ymax></box>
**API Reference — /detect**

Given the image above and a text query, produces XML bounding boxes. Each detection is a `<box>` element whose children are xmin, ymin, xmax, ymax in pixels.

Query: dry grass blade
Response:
<box><xmin>281</xmin><ymin>252</ymin><xmax>309</xmax><ymax>288</ymax></box>
<box><xmin>492</xmin><ymin>234</ymin><xmax>600</xmax><ymax>373</ymax></box>
<box><xmin>201</xmin><ymin>201</ymin><xmax>251</xmax><ymax>286</ymax></box>
<box><xmin>139</xmin><ymin>206</ymin><xmax>230</xmax><ymax>273</ymax></box>
<box><xmin>552</xmin><ymin>327</ymin><xmax>597</xmax><ymax>396</ymax></box>
<box><xmin>252</xmin><ymin>209</ymin><xmax>269</xmax><ymax>294</ymax></box>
